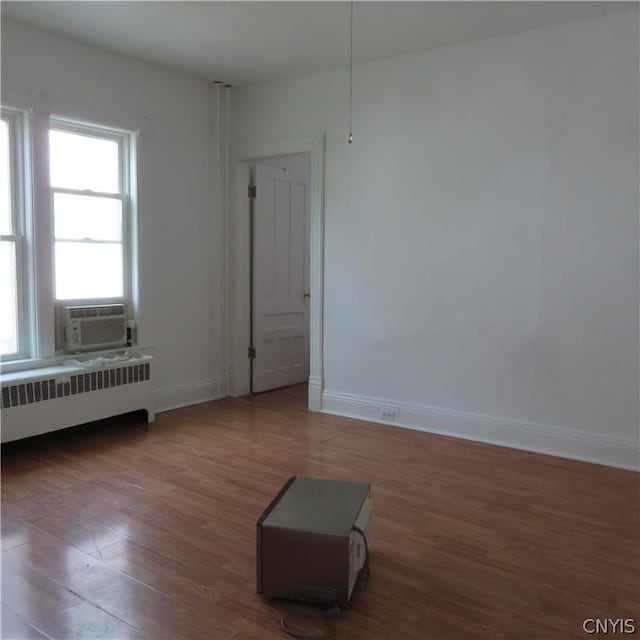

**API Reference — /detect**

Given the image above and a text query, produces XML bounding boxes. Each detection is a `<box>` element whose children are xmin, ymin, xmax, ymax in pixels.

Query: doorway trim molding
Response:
<box><xmin>229</xmin><ymin>133</ymin><xmax>325</xmax><ymax>410</ymax></box>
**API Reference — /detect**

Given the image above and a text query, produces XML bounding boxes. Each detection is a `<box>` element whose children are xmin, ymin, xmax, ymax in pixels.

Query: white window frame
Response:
<box><xmin>0</xmin><ymin>110</ymin><xmax>138</xmax><ymax>371</ymax></box>
<box><xmin>49</xmin><ymin>117</ymin><xmax>132</xmax><ymax>309</ymax></box>
<box><xmin>0</xmin><ymin>108</ymin><xmax>30</xmax><ymax>361</ymax></box>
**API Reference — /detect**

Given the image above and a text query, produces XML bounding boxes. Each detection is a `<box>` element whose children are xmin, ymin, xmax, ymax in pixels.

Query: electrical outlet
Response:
<box><xmin>381</xmin><ymin>408</ymin><xmax>397</xmax><ymax>421</ymax></box>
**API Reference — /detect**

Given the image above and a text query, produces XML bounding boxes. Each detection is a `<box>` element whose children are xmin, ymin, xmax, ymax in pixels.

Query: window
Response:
<box><xmin>50</xmin><ymin>124</ymin><xmax>128</xmax><ymax>301</ymax></box>
<box><xmin>0</xmin><ymin>110</ymin><xmax>136</xmax><ymax>365</ymax></box>
<box><xmin>0</xmin><ymin>110</ymin><xmax>26</xmax><ymax>358</ymax></box>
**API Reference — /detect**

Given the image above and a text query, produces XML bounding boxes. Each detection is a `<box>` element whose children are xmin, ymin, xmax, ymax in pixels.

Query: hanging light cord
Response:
<box><xmin>348</xmin><ymin>0</ymin><xmax>354</xmax><ymax>143</ymax></box>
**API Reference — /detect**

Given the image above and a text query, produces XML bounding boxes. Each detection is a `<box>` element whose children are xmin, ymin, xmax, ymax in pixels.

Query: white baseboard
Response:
<box><xmin>228</xmin><ymin>362</ymin><xmax>250</xmax><ymax>398</ymax></box>
<box><xmin>322</xmin><ymin>390</ymin><xmax>639</xmax><ymax>471</ymax></box>
<box><xmin>308</xmin><ymin>376</ymin><xmax>323</xmax><ymax>412</ymax></box>
<box><xmin>154</xmin><ymin>378</ymin><xmax>222</xmax><ymax>413</ymax></box>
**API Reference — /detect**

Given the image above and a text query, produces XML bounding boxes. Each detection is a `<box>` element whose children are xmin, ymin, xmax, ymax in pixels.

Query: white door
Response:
<box><xmin>252</xmin><ymin>159</ymin><xmax>310</xmax><ymax>393</ymax></box>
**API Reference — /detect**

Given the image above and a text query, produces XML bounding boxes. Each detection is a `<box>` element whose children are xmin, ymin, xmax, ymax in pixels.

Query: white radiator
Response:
<box><xmin>1</xmin><ymin>354</ymin><xmax>154</xmax><ymax>443</ymax></box>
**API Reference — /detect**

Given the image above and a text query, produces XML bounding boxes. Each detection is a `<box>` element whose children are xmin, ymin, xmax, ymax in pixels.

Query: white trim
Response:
<box><xmin>322</xmin><ymin>390</ymin><xmax>640</xmax><ymax>471</ymax></box>
<box><xmin>49</xmin><ymin>119</ymin><xmax>131</xmax><ymax>305</ymax></box>
<box><xmin>308</xmin><ymin>376</ymin><xmax>323</xmax><ymax>412</ymax></box>
<box><xmin>229</xmin><ymin>134</ymin><xmax>325</xmax><ymax>409</ymax></box>
<box><xmin>154</xmin><ymin>377</ymin><xmax>221</xmax><ymax>413</ymax></box>
<box><xmin>228</xmin><ymin>161</ymin><xmax>250</xmax><ymax>397</ymax></box>
<box><xmin>1</xmin><ymin>108</ymin><xmax>29</xmax><ymax>360</ymax></box>
<box><xmin>31</xmin><ymin>108</ymin><xmax>56</xmax><ymax>358</ymax></box>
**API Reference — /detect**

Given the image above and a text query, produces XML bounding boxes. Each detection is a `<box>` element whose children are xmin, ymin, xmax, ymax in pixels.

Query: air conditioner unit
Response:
<box><xmin>62</xmin><ymin>304</ymin><xmax>127</xmax><ymax>352</ymax></box>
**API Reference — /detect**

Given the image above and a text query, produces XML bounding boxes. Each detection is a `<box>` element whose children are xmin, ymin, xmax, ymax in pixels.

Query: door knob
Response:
<box><xmin>304</xmin><ymin>291</ymin><xmax>311</xmax><ymax>301</ymax></box>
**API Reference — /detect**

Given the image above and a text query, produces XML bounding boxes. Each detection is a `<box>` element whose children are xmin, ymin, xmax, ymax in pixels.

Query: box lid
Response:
<box><xmin>260</xmin><ymin>476</ymin><xmax>370</xmax><ymax>537</ymax></box>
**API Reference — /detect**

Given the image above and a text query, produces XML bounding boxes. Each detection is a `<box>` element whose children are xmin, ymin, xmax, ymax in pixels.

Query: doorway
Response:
<box><xmin>249</xmin><ymin>154</ymin><xmax>310</xmax><ymax>393</ymax></box>
<box><xmin>229</xmin><ymin>133</ymin><xmax>325</xmax><ymax>411</ymax></box>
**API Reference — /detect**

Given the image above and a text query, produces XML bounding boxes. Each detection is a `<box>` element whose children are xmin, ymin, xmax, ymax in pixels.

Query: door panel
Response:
<box><xmin>252</xmin><ymin>162</ymin><xmax>309</xmax><ymax>393</ymax></box>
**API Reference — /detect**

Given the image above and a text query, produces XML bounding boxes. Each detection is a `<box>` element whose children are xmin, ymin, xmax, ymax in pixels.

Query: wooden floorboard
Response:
<box><xmin>2</xmin><ymin>384</ymin><xmax>638</xmax><ymax>639</ymax></box>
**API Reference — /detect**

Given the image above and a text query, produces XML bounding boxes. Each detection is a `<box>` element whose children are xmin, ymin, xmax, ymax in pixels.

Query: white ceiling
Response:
<box><xmin>2</xmin><ymin>1</ymin><xmax>635</xmax><ymax>86</ymax></box>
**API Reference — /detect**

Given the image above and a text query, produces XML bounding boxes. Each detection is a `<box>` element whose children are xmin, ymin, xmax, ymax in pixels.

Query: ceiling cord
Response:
<box><xmin>348</xmin><ymin>0</ymin><xmax>354</xmax><ymax>144</ymax></box>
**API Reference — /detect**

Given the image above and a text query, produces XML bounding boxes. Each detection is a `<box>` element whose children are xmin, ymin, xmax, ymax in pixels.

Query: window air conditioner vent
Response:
<box><xmin>63</xmin><ymin>305</ymin><xmax>127</xmax><ymax>351</ymax></box>
<box><xmin>68</xmin><ymin>304</ymin><xmax>125</xmax><ymax>319</ymax></box>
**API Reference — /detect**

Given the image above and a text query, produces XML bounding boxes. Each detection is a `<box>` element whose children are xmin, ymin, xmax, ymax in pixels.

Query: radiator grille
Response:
<box><xmin>1</xmin><ymin>363</ymin><xmax>150</xmax><ymax>410</ymax></box>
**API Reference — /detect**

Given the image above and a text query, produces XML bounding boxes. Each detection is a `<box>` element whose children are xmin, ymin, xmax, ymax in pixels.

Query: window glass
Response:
<box><xmin>0</xmin><ymin>119</ymin><xmax>12</xmax><ymax>235</ymax></box>
<box><xmin>51</xmin><ymin>125</ymin><xmax>127</xmax><ymax>303</ymax></box>
<box><xmin>0</xmin><ymin>240</ymin><xmax>18</xmax><ymax>354</ymax></box>
<box><xmin>54</xmin><ymin>241</ymin><xmax>123</xmax><ymax>300</ymax></box>
<box><xmin>54</xmin><ymin>193</ymin><xmax>122</xmax><ymax>242</ymax></box>
<box><xmin>49</xmin><ymin>129</ymin><xmax>120</xmax><ymax>193</ymax></box>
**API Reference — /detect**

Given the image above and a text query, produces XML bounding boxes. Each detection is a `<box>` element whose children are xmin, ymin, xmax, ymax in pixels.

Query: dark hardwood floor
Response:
<box><xmin>2</xmin><ymin>384</ymin><xmax>638</xmax><ymax>639</ymax></box>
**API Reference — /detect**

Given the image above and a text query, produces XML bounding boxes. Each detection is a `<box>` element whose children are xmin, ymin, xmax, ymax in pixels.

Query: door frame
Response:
<box><xmin>229</xmin><ymin>134</ymin><xmax>325</xmax><ymax>410</ymax></box>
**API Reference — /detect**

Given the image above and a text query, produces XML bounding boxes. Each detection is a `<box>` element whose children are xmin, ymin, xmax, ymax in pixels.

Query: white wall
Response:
<box><xmin>1</xmin><ymin>20</ymin><xmax>224</xmax><ymax>410</ymax></box>
<box><xmin>232</xmin><ymin>12</ymin><xmax>639</xmax><ymax>469</ymax></box>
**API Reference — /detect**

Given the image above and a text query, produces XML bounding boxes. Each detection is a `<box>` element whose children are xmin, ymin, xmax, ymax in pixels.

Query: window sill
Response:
<box><xmin>1</xmin><ymin>345</ymin><xmax>155</xmax><ymax>379</ymax></box>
